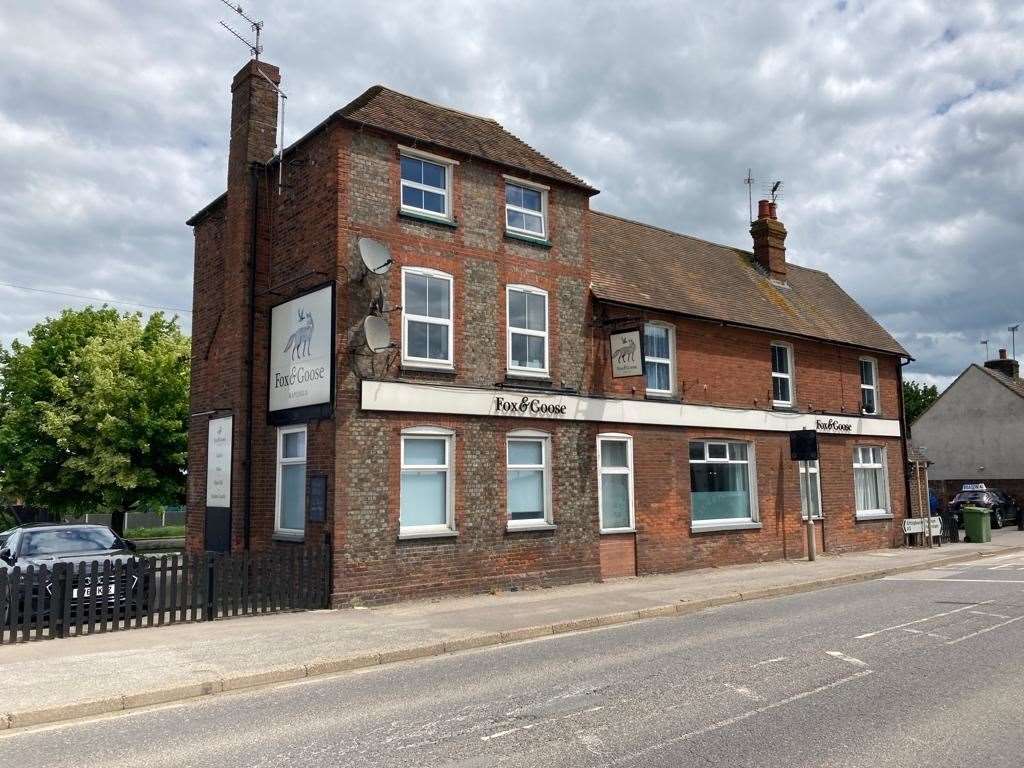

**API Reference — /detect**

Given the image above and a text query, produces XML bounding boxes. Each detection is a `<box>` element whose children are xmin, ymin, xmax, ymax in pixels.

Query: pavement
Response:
<box><xmin>2</xmin><ymin>530</ymin><xmax>1023</xmax><ymax>733</ymax></box>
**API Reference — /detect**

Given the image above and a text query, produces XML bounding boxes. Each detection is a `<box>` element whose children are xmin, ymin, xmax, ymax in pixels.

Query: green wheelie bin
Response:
<box><xmin>963</xmin><ymin>505</ymin><xmax>991</xmax><ymax>543</ymax></box>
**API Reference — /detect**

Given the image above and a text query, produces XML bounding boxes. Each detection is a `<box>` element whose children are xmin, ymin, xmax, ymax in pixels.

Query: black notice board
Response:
<box><xmin>789</xmin><ymin>429</ymin><xmax>819</xmax><ymax>461</ymax></box>
<box><xmin>307</xmin><ymin>473</ymin><xmax>327</xmax><ymax>523</ymax></box>
<box><xmin>205</xmin><ymin>507</ymin><xmax>232</xmax><ymax>553</ymax></box>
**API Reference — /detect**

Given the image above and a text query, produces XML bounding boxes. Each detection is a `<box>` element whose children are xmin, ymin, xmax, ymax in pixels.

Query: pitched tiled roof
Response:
<box><xmin>337</xmin><ymin>86</ymin><xmax>596</xmax><ymax>193</ymax></box>
<box><xmin>976</xmin><ymin>364</ymin><xmax>1024</xmax><ymax>399</ymax></box>
<box><xmin>590</xmin><ymin>211</ymin><xmax>910</xmax><ymax>357</ymax></box>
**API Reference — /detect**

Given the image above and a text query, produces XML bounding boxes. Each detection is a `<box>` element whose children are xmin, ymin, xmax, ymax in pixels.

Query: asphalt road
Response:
<box><xmin>7</xmin><ymin>551</ymin><xmax>1024</xmax><ymax>767</ymax></box>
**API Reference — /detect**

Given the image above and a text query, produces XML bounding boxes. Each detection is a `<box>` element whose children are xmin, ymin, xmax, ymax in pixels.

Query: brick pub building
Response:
<box><xmin>186</xmin><ymin>60</ymin><xmax>912</xmax><ymax>605</ymax></box>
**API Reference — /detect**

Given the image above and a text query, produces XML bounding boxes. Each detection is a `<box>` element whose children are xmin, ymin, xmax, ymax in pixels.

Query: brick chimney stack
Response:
<box><xmin>984</xmin><ymin>348</ymin><xmax>1020</xmax><ymax>380</ymax></box>
<box><xmin>750</xmin><ymin>198</ymin><xmax>787</xmax><ymax>279</ymax></box>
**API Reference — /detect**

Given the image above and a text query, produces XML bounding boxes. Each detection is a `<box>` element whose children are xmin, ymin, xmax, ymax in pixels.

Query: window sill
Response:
<box><xmin>800</xmin><ymin>516</ymin><xmax>824</xmax><ymax>522</ymax></box>
<box><xmin>401</xmin><ymin>361</ymin><xmax>455</xmax><ymax>373</ymax></box>
<box><xmin>772</xmin><ymin>403</ymin><xmax>796</xmax><ymax>411</ymax></box>
<box><xmin>398</xmin><ymin>209</ymin><xmax>458</xmax><ymax>228</ymax></box>
<box><xmin>398</xmin><ymin>529</ymin><xmax>459</xmax><ymax>541</ymax></box>
<box><xmin>505</xmin><ymin>370</ymin><xmax>552</xmax><ymax>382</ymax></box>
<box><xmin>601</xmin><ymin>528</ymin><xmax>636</xmax><ymax>535</ymax></box>
<box><xmin>691</xmin><ymin>520</ymin><xmax>762</xmax><ymax>534</ymax></box>
<box><xmin>504</xmin><ymin>230</ymin><xmax>552</xmax><ymax>248</ymax></box>
<box><xmin>855</xmin><ymin>511</ymin><xmax>893</xmax><ymax>522</ymax></box>
<box><xmin>506</xmin><ymin>522</ymin><xmax>557</xmax><ymax>533</ymax></box>
<box><xmin>645</xmin><ymin>392</ymin><xmax>677</xmax><ymax>402</ymax></box>
<box><xmin>272</xmin><ymin>530</ymin><xmax>305</xmax><ymax>543</ymax></box>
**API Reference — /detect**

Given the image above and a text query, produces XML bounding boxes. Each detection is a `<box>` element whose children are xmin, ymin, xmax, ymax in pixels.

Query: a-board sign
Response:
<box><xmin>789</xmin><ymin>428</ymin><xmax>819</xmax><ymax>461</ymax></box>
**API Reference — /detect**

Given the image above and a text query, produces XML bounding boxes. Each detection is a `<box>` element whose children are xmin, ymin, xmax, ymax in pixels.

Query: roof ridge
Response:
<box><xmin>352</xmin><ymin>84</ymin><xmax>500</xmax><ymax>125</ymax></box>
<box><xmin>591</xmin><ymin>209</ymin><xmax>830</xmax><ymax>276</ymax></box>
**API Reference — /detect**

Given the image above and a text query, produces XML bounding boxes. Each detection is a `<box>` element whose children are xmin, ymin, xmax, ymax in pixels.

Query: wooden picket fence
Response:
<box><xmin>0</xmin><ymin>548</ymin><xmax>331</xmax><ymax>645</ymax></box>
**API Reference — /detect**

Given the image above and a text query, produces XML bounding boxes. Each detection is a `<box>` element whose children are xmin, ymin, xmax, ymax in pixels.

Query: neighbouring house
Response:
<box><xmin>185</xmin><ymin>59</ymin><xmax>912</xmax><ymax>605</ymax></box>
<box><xmin>912</xmin><ymin>350</ymin><xmax>1024</xmax><ymax>507</ymax></box>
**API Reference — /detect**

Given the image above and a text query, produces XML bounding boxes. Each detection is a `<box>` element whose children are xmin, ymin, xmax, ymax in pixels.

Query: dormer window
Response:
<box><xmin>504</xmin><ymin>177</ymin><xmax>547</xmax><ymax>238</ymax></box>
<box><xmin>400</xmin><ymin>147</ymin><xmax>454</xmax><ymax>220</ymax></box>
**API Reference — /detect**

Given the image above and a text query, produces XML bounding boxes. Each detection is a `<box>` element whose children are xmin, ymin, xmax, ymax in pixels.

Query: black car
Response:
<box><xmin>948</xmin><ymin>489</ymin><xmax>1021</xmax><ymax>530</ymax></box>
<box><xmin>0</xmin><ymin>523</ymin><xmax>145</xmax><ymax>622</ymax></box>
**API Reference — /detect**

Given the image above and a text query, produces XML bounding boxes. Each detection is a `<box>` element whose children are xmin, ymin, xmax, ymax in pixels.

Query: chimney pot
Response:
<box><xmin>999</xmin><ymin>348</ymin><xmax>1007</xmax><ymax>360</ymax></box>
<box><xmin>768</xmin><ymin>202</ymin><xmax>777</xmax><ymax>219</ymax></box>
<box><xmin>757</xmin><ymin>199</ymin><xmax>771</xmax><ymax>219</ymax></box>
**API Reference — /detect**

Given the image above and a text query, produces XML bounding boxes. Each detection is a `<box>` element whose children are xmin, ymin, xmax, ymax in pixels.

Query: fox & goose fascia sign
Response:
<box><xmin>268</xmin><ymin>284</ymin><xmax>334</xmax><ymax>421</ymax></box>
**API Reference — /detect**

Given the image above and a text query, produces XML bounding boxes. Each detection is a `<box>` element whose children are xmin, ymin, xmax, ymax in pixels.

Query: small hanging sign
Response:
<box><xmin>609</xmin><ymin>329</ymin><xmax>643</xmax><ymax>378</ymax></box>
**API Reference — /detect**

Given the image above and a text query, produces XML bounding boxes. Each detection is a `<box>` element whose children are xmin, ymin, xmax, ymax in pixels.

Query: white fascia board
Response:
<box><xmin>360</xmin><ymin>380</ymin><xmax>903</xmax><ymax>438</ymax></box>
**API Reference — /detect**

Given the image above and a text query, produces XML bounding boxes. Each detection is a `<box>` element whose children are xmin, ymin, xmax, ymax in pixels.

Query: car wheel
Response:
<box><xmin>993</xmin><ymin>509</ymin><xmax>1004</xmax><ymax>529</ymax></box>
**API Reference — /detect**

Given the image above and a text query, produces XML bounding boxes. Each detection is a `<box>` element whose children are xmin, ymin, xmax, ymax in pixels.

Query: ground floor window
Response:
<box><xmin>507</xmin><ymin>431</ymin><xmax>552</xmax><ymax>528</ymax></box>
<box><xmin>688</xmin><ymin>440</ymin><xmax>758</xmax><ymax>530</ymax></box>
<box><xmin>598</xmin><ymin>434</ymin><xmax>634</xmax><ymax>532</ymax></box>
<box><xmin>275</xmin><ymin>425</ymin><xmax>307</xmax><ymax>537</ymax></box>
<box><xmin>799</xmin><ymin>460</ymin><xmax>822</xmax><ymax>520</ymax></box>
<box><xmin>854</xmin><ymin>446</ymin><xmax>890</xmax><ymax>519</ymax></box>
<box><xmin>400</xmin><ymin>428</ymin><xmax>455</xmax><ymax>536</ymax></box>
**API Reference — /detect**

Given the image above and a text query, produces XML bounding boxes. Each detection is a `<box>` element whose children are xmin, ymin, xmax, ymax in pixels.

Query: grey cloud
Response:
<box><xmin>1</xmin><ymin>0</ymin><xmax>1021</xmax><ymax>388</ymax></box>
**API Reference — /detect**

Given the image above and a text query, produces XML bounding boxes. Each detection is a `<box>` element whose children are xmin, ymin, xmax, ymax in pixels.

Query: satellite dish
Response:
<box><xmin>358</xmin><ymin>237</ymin><xmax>392</xmax><ymax>276</ymax></box>
<box><xmin>363</xmin><ymin>315</ymin><xmax>392</xmax><ymax>352</ymax></box>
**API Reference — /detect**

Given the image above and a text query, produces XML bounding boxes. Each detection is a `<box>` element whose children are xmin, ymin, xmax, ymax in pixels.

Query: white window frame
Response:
<box><xmin>506</xmin><ymin>285</ymin><xmax>549</xmax><ymax>378</ymax></box>
<box><xmin>799</xmin><ymin>460</ymin><xmax>823</xmax><ymax>520</ymax></box>
<box><xmin>506</xmin><ymin>429</ymin><xmax>554</xmax><ymax>531</ymax></box>
<box><xmin>597</xmin><ymin>433</ymin><xmax>635</xmax><ymax>533</ymax></box>
<box><xmin>853</xmin><ymin>445</ymin><xmax>891</xmax><ymax>520</ymax></box>
<box><xmin>504</xmin><ymin>175</ymin><xmax>548</xmax><ymax>239</ymax></box>
<box><xmin>771</xmin><ymin>341</ymin><xmax>795</xmax><ymax>408</ymax></box>
<box><xmin>399</xmin><ymin>146</ymin><xmax>456</xmax><ymax>222</ymax></box>
<box><xmin>643</xmin><ymin>321</ymin><xmax>675</xmax><ymax>397</ymax></box>
<box><xmin>859</xmin><ymin>356</ymin><xmax>879</xmax><ymax>415</ymax></box>
<box><xmin>400</xmin><ymin>266</ymin><xmax>454</xmax><ymax>370</ymax></box>
<box><xmin>399</xmin><ymin>426</ymin><xmax>456</xmax><ymax>538</ymax></box>
<box><xmin>688</xmin><ymin>440</ymin><xmax>760</xmax><ymax>532</ymax></box>
<box><xmin>274</xmin><ymin>425</ymin><xmax>307</xmax><ymax>537</ymax></box>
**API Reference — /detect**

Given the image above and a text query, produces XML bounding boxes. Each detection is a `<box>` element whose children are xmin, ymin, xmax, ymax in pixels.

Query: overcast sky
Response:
<box><xmin>1</xmin><ymin>0</ymin><xmax>1022</xmax><ymax>388</ymax></box>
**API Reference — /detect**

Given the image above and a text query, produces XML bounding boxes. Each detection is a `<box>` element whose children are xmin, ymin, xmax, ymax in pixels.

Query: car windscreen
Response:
<box><xmin>953</xmin><ymin>492</ymin><xmax>986</xmax><ymax>504</ymax></box>
<box><xmin>20</xmin><ymin>528</ymin><xmax>120</xmax><ymax>557</ymax></box>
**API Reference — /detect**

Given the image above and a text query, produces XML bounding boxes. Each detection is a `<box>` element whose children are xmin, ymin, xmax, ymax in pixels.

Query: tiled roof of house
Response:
<box><xmin>589</xmin><ymin>211</ymin><xmax>910</xmax><ymax>357</ymax></box>
<box><xmin>337</xmin><ymin>86</ymin><xmax>596</xmax><ymax>193</ymax></box>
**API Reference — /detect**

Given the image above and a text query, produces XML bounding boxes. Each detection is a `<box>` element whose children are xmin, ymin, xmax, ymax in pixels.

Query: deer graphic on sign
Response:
<box><xmin>612</xmin><ymin>336</ymin><xmax>637</xmax><ymax>365</ymax></box>
<box><xmin>283</xmin><ymin>309</ymin><xmax>315</xmax><ymax>360</ymax></box>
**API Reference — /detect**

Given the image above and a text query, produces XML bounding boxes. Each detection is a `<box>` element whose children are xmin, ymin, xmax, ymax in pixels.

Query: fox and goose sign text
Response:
<box><xmin>269</xmin><ymin>286</ymin><xmax>333</xmax><ymax>413</ymax></box>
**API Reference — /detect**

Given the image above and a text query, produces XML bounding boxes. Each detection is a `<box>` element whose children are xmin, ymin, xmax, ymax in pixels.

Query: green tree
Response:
<box><xmin>903</xmin><ymin>379</ymin><xmax>939</xmax><ymax>425</ymax></box>
<box><xmin>0</xmin><ymin>308</ymin><xmax>190</xmax><ymax>534</ymax></box>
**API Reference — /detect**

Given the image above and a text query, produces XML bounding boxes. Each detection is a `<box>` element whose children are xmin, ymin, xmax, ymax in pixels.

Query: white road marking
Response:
<box><xmin>855</xmin><ymin>601</ymin><xmax>993</xmax><ymax>639</ymax></box>
<box><xmin>480</xmin><ymin>705</ymin><xmax>604</xmax><ymax>742</ymax></box>
<box><xmin>970</xmin><ymin>610</ymin><xmax>1012</xmax><ymax>619</ymax></box>
<box><xmin>751</xmin><ymin>656</ymin><xmax>789</xmax><ymax>667</ymax></box>
<box><xmin>947</xmin><ymin>615</ymin><xmax>1024</xmax><ymax>645</ymax></box>
<box><xmin>989</xmin><ymin>564</ymin><xmax>1014</xmax><ymax>570</ymax></box>
<box><xmin>723</xmin><ymin>683</ymin><xmax>762</xmax><ymax>701</ymax></box>
<box><xmin>826</xmin><ymin>651</ymin><xmax>869</xmax><ymax>668</ymax></box>
<box><xmin>600</xmin><ymin>671</ymin><xmax>873</xmax><ymax>767</ymax></box>
<box><xmin>885</xmin><ymin>578</ymin><xmax>1024</xmax><ymax>584</ymax></box>
<box><xmin>901</xmin><ymin>628</ymin><xmax>950</xmax><ymax>639</ymax></box>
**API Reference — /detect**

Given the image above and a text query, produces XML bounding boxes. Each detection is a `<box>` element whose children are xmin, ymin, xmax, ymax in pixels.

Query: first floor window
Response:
<box><xmin>854</xmin><ymin>446</ymin><xmax>890</xmax><ymax>518</ymax></box>
<box><xmin>275</xmin><ymin>426</ymin><xmax>307</xmax><ymax>536</ymax></box>
<box><xmin>799</xmin><ymin>460</ymin><xmax>822</xmax><ymax>520</ymax></box>
<box><xmin>598</xmin><ymin>434</ymin><xmax>634</xmax><ymax>532</ymax></box>
<box><xmin>507</xmin><ymin>432</ymin><xmax>552</xmax><ymax>527</ymax></box>
<box><xmin>400</xmin><ymin>429</ymin><xmax>454</xmax><ymax>534</ymax></box>
<box><xmin>772</xmin><ymin>342</ymin><xmax>794</xmax><ymax>406</ymax></box>
<box><xmin>644</xmin><ymin>323</ymin><xmax>674</xmax><ymax>395</ymax></box>
<box><xmin>688</xmin><ymin>440</ymin><xmax>758</xmax><ymax>529</ymax></box>
<box><xmin>860</xmin><ymin>358</ymin><xmax>878</xmax><ymax>415</ymax></box>
<box><xmin>507</xmin><ymin>285</ymin><xmax>548</xmax><ymax>375</ymax></box>
<box><xmin>402</xmin><ymin>267</ymin><xmax>453</xmax><ymax>367</ymax></box>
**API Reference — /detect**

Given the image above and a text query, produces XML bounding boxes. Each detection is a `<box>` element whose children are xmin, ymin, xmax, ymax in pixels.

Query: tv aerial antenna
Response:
<box><xmin>1009</xmin><ymin>324</ymin><xmax>1020</xmax><ymax>360</ymax></box>
<box><xmin>980</xmin><ymin>339</ymin><xmax>990</xmax><ymax>360</ymax></box>
<box><xmin>744</xmin><ymin>169</ymin><xmax>754</xmax><ymax>222</ymax></box>
<box><xmin>218</xmin><ymin>1</ymin><xmax>263</xmax><ymax>60</ymax></box>
<box><xmin>217</xmin><ymin>2</ymin><xmax>289</xmax><ymax>195</ymax></box>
